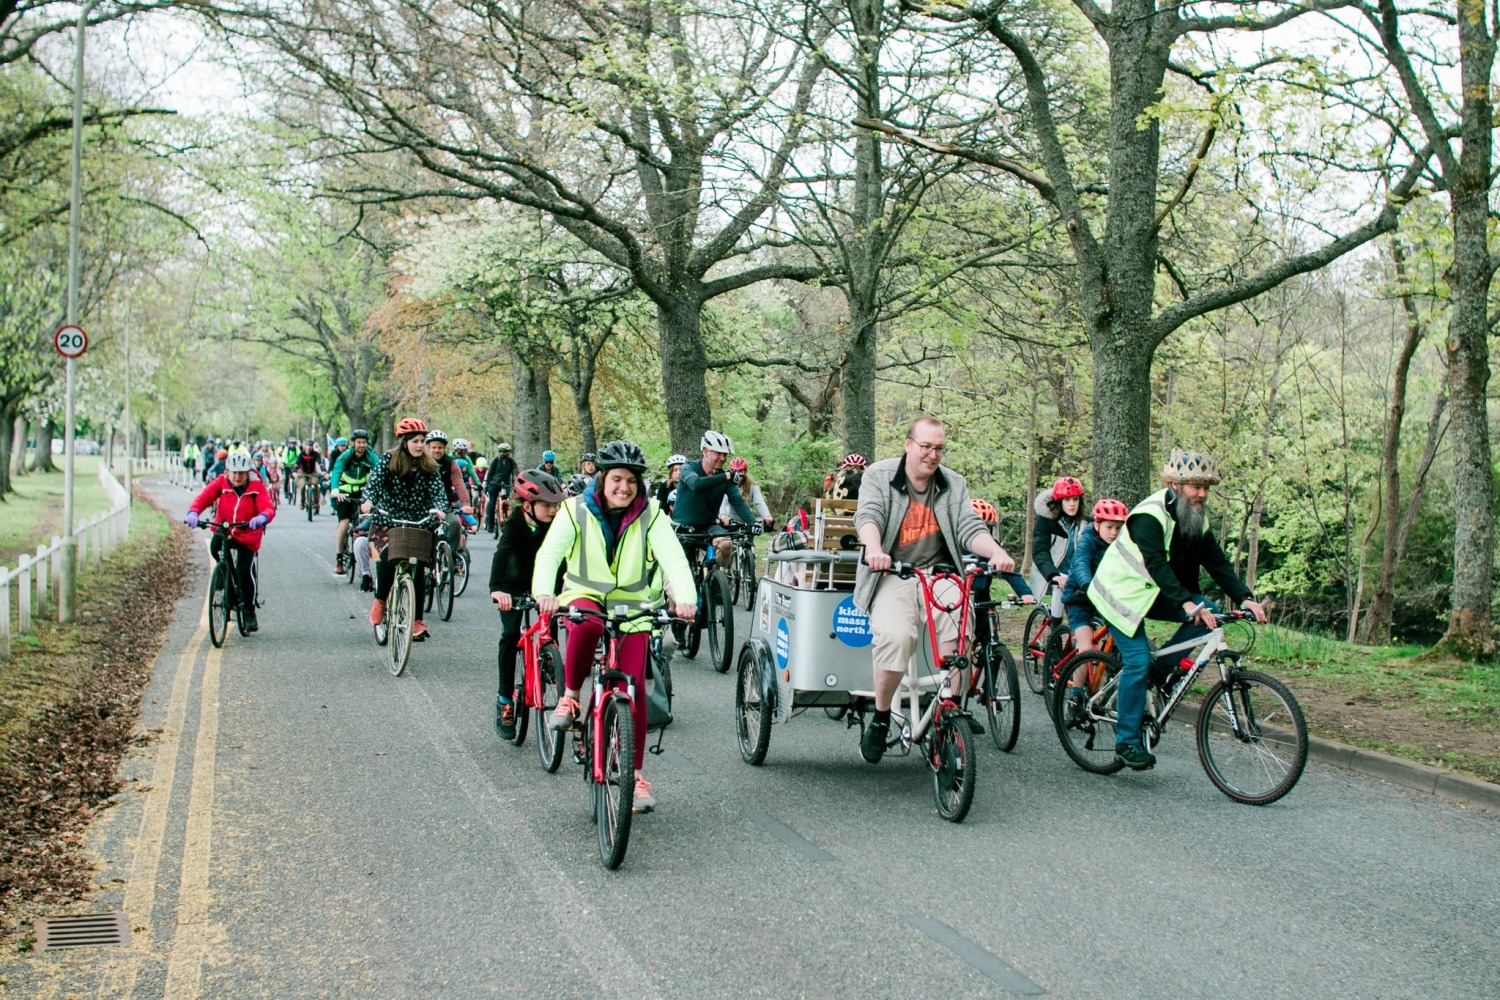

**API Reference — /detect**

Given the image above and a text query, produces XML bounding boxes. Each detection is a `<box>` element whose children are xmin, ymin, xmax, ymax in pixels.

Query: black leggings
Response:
<box><xmin>498</xmin><ymin>608</ymin><xmax>525</xmax><ymax>697</ymax></box>
<box><xmin>375</xmin><ymin>554</ymin><xmax>428</xmax><ymax>615</ymax></box>
<box><xmin>211</xmin><ymin>535</ymin><xmax>257</xmax><ymax>610</ymax></box>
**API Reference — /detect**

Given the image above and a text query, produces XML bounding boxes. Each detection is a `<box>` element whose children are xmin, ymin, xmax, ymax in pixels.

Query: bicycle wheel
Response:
<box><xmin>389</xmin><ymin>573</ymin><xmax>415</xmax><ymax>676</ymax></box>
<box><xmin>508</xmin><ymin>674</ymin><xmax>530</xmax><ymax>748</ymax></box>
<box><xmin>304</xmin><ymin>488</ymin><xmax>314</xmax><ymax>522</ymax></box>
<box><xmin>207</xmin><ymin>563</ymin><xmax>230</xmax><ymax>648</ymax></box>
<box><xmin>344</xmin><ymin>544</ymin><xmax>356</xmax><ymax>584</ymax></box>
<box><xmin>705</xmin><ymin>568</ymin><xmax>734</xmax><ymax>673</ymax></box>
<box><xmin>930</xmin><ymin>715</ymin><xmax>976</xmax><ymax>823</ymax></box>
<box><xmin>595</xmin><ymin>694</ymin><xmax>636</xmax><ymax>869</ymax></box>
<box><xmin>739</xmin><ymin>545</ymin><xmax>757</xmax><ymax>611</ymax></box>
<box><xmin>1022</xmin><ymin>607</ymin><xmax>1050</xmax><ymax>694</ymax></box>
<box><xmin>735</xmin><ymin>644</ymin><xmax>772</xmax><ymax>764</ymax></box>
<box><xmin>453</xmin><ymin>550</ymin><xmax>470</xmax><ymax>597</ymax></box>
<box><xmin>1051</xmin><ymin>653</ymin><xmax>1124</xmax><ymax>774</ymax></box>
<box><xmin>982</xmin><ymin>645</ymin><xmax>1021</xmax><ymax>753</ymax></box>
<box><xmin>683</xmin><ymin>592</ymin><xmax>702</xmax><ymax>659</ymax></box>
<box><xmin>1196</xmin><ymin>670</ymin><xmax>1308</xmax><ymax>805</ymax></box>
<box><xmin>535</xmin><ymin>643</ymin><xmax>565</xmax><ymax>773</ymax></box>
<box><xmin>436</xmin><ymin>545</ymin><xmax>455</xmax><ymax>622</ymax></box>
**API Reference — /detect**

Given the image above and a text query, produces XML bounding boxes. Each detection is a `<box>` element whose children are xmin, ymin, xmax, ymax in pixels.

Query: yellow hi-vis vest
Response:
<box><xmin>1087</xmin><ymin>488</ymin><xmax>1174</xmax><ymax>634</ymax></box>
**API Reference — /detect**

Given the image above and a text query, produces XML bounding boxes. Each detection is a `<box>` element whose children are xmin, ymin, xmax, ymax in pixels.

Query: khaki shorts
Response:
<box><xmin>869</xmin><ymin>575</ymin><xmax>966</xmax><ymax>675</ymax></box>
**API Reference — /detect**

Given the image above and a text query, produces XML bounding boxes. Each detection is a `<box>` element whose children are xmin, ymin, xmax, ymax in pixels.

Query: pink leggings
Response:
<box><xmin>563</xmin><ymin>599</ymin><xmax>650</xmax><ymax>770</ymax></box>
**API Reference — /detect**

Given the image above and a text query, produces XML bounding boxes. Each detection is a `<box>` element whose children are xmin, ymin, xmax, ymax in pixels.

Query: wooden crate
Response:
<box><xmin>811</xmin><ymin>498</ymin><xmax>858</xmax><ymax>589</ymax></box>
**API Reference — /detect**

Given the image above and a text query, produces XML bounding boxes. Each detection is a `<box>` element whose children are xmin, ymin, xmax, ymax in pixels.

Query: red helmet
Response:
<box><xmin>970</xmin><ymin>498</ymin><xmax>998</xmax><ymax>523</ymax></box>
<box><xmin>394</xmin><ymin>416</ymin><xmax>428</xmax><ymax>437</ymax></box>
<box><xmin>512</xmin><ymin>469</ymin><xmax>567</xmax><ymax>504</ymax></box>
<box><xmin>1092</xmin><ymin>498</ymin><xmax>1129</xmax><ymax>522</ymax></box>
<box><xmin>842</xmin><ymin>453</ymin><xmax>867</xmax><ymax>469</ymax></box>
<box><xmin>215</xmin><ymin>449</ymin><xmax>228</xmax><ymax>461</ymax></box>
<box><xmin>1052</xmin><ymin>476</ymin><xmax>1084</xmax><ymax>500</ymax></box>
<box><xmin>728</xmin><ymin>456</ymin><xmax>748</xmax><ymax>473</ymax></box>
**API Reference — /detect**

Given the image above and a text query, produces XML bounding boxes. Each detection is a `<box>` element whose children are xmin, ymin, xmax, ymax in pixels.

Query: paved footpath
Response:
<box><xmin>4</xmin><ymin>476</ymin><xmax>1499</xmax><ymax>999</ymax></box>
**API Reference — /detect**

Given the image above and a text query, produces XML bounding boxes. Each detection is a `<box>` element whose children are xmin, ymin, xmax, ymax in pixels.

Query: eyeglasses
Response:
<box><xmin>907</xmin><ymin>440</ymin><xmax>945</xmax><ymax>455</ymax></box>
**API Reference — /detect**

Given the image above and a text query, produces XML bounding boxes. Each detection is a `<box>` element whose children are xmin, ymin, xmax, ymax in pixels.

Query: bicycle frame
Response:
<box><xmin>878</xmin><ymin>563</ymin><xmax>978</xmax><ymax>750</ymax></box>
<box><xmin>561</xmin><ymin>605</ymin><xmax>671</xmax><ymax>782</ymax></box>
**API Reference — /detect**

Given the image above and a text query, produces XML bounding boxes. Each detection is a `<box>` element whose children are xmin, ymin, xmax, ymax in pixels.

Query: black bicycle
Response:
<box><xmin>674</xmin><ymin>526</ymin><xmax>744</xmax><ymax>673</ymax></box>
<box><xmin>199</xmin><ymin>519</ymin><xmax>260</xmax><ymax>648</ymax></box>
<box><xmin>725</xmin><ymin>523</ymin><xmax>759</xmax><ymax>612</ymax></box>
<box><xmin>970</xmin><ymin>574</ymin><xmax>1023</xmax><ymax>753</ymax></box>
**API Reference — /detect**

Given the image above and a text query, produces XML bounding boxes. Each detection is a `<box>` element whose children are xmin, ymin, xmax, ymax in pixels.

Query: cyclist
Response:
<box><xmin>185</xmin><ymin>451</ymin><xmax>275</xmax><ymax>633</ymax></box>
<box><xmin>825</xmin><ymin>452</ymin><xmax>867</xmax><ymax>500</ymax></box>
<box><xmin>717</xmin><ymin>457</ymin><xmax>775</xmax><ymax>530</ymax></box>
<box><xmin>363</xmin><ymin>417</ymin><xmax>449</xmax><ymax>642</ymax></box>
<box><xmin>537</xmin><ymin>449</ymin><xmax>561</xmax><ymax>479</ymax></box>
<box><xmin>534</xmin><ymin>440</ymin><xmax>697</xmax><ymax>813</ymax></box>
<box><xmin>330</xmin><ymin>429</ymin><xmax>377</xmax><ymax>576</ymax></box>
<box><xmin>424</xmin><ymin>430</ymin><xmax>474</xmax><ymax>557</ymax></box>
<box><xmin>970</xmin><ymin>498</ymin><xmax>1034</xmax><ymax>605</ymax></box>
<box><xmin>452</xmin><ymin>438</ymin><xmax>481</xmax><ymax>500</ymax></box>
<box><xmin>488</xmin><ymin>470</ymin><xmax>568</xmax><ymax>740</ymax></box>
<box><xmin>484</xmin><ymin>443</ymin><xmax>518</xmax><ymax>532</ymax></box>
<box><xmin>853</xmin><ymin>416</ymin><xmax>1016</xmax><ymax>763</ymax></box>
<box><xmin>327</xmin><ymin>437</ymin><xmax>349</xmax><ymax>478</ymax></box>
<box><xmin>579</xmin><ymin>451</ymin><xmax>598</xmax><ymax>486</ymax></box>
<box><xmin>1087</xmin><ymin>449</ymin><xmax>1268</xmax><ymax>771</ymax></box>
<box><xmin>655</xmin><ymin>453</ymin><xmax>686</xmax><ymax>511</ymax></box>
<box><xmin>293</xmin><ymin>438</ymin><xmax>324</xmax><ymax>513</ymax></box>
<box><xmin>206</xmin><ymin>448</ymin><xmax>228</xmax><ymax>481</ymax></box>
<box><xmin>1055</xmin><ymin>497</ymin><xmax>1129</xmax><ymax>716</ymax></box>
<box><xmin>672</xmin><ymin>430</ymin><xmax>761</xmax><ymax>566</ymax></box>
<box><xmin>280</xmin><ymin>439</ymin><xmax>299</xmax><ymax>500</ymax></box>
<box><xmin>1029</xmin><ymin>475</ymin><xmax>1087</xmax><ymax>604</ymax></box>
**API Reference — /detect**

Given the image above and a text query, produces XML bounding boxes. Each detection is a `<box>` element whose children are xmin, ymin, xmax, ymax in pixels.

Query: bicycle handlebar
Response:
<box><xmin>561</xmin><ymin>604</ymin><xmax>687</xmax><ymax>630</ymax></box>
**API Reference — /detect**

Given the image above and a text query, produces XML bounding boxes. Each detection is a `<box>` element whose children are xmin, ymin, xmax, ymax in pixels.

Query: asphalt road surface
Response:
<box><xmin>5</xmin><ymin>477</ymin><xmax>1499</xmax><ymax>999</ymax></box>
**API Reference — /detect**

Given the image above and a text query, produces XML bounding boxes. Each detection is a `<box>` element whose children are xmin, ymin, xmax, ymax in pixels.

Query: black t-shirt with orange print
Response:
<box><xmin>892</xmin><ymin>479</ymin><xmax>951</xmax><ymax>569</ymax></box>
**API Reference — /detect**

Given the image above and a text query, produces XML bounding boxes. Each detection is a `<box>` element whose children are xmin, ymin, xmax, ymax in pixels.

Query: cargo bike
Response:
<box><xmin>732</xmin><ymin>502</ymin><xmax>1022</xmax><ymax>823</ymax></box>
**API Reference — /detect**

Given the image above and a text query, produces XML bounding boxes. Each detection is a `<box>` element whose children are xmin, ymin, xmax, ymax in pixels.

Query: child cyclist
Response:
<box><xmin>1029</xmin><ymin>475</ymin><xmax>1087</xmax><ymax>607</ymax></box>
<box><xmin>1059</xmin><ymin>498</ymin><xmax>1130</xmax><ymax>708</ymax></box>
<box><xmin>185</xmin><ymin>451</ymin><xmax>276</xmax><ymax>632</ymax></box>
<box><xmin>533</xmin><ymin>440</ymin><xmax>697</xmax><ymax>814</ymax></box>
<box><xmin>488</xmin><ymin>470</ymin><xmax>568</xmax><ymax>740</ymax></box>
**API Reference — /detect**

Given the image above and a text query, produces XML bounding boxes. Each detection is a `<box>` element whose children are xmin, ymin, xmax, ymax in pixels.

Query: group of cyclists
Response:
<box><xmin>183</xmin><ymin>408</ymin><xmax>1268</xmax><ymax>802</ymax></box>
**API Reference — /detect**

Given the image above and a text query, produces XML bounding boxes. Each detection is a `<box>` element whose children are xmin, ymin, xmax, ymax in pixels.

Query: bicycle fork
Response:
<box><xmin>591</xmin><ymin>668</ymin><xmax>637</xmax><ymax>784</ymax></box>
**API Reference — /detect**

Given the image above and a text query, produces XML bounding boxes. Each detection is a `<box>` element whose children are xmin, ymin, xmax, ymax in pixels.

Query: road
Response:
<box><xmin>5</xmin><ymin>476</ymin><xmax>1499</xmax><ymax>999</ymax></box>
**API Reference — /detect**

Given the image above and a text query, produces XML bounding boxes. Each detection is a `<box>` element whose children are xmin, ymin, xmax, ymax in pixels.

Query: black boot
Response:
<box><xmin>241</xmin><ymin>605</ymin><xmax>259</xmax><ymax>633</ymax></box>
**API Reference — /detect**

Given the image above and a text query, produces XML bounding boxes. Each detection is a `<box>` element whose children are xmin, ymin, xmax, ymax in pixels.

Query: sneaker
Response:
<box><xmin>495</xmin><ymin>696</ymin><xmax>516</xmax><ymax>740</ymax></box>
<box><xmin>1066</xmin><ymin>688</ymin><xmax>1087</xmax><ymax>723</ymax></box>
<box><xmin>550</xmin><ymin>696</ymin><xmax>581</xmax><ymax>732</ymax></box>
<box><xmin>412</xmin><ymin>620</ymin><xmax>431</xmax><ymax>642</ymax></box>
<box><xmin>359</xmin><ymin>574</ymin><xmax>374</xmax><ymax>593</ymax></box>
<box><xmin>332</xmin><ymin>555</ymin><xmax>345</xmax><ymax>575</ymax></box>
<box><xmin>241</xmin><ymin>608</ymin><xmax>259</xmax><ymax>633</ymax></box>
<box><xmin>369</xmin><ymin>599</ymin><xmax>386</xmax><ymax>626</ymax></box>
<box><xmin>1116</xmin><ymin>743</ymin><xmax>1156</xmax><ymax>771</ymax></box>
<box><xmin>633</xmin><ymin>777</ymin><xmax>656</xmax><ymax>814</ymax></box>
<box><xmin>860</xmin><ymin>716</ymin><xmax>890</xmax><ymax>764</ymax></box>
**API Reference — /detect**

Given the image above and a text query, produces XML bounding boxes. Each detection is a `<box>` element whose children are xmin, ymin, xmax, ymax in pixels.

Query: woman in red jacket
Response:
<box><xmin>186</xmin><ymin>451</ymin><xmax>276</xmax><ymax>632</ymax></box>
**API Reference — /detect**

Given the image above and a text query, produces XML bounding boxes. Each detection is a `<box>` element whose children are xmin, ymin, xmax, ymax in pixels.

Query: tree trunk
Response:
<box><xmin>0</xmin><ymin>405</ymin><xmax>15</xmax><ymax>497</ymax></box>
<box><xmin>573</xmin><ymin>381</ymin><xmax>597</xmax><ymax>456</ymax></box>
<box><xmin>9</xmin><ymin>417</ymin><xmax>26</xmax><ymax>478</ymax></box>
<box><xmin>840</xmin><ymin>316</ymin><xmax>876</xmax><ymax>459</ymax></box>
<box><xmin>511</xmin><ymin>347</ymin><xmax>553</xmax><ymax>468</ymax></box>
<box><xmin>657</xmin><ymin>294</ymin><xmax>713</xmax><ymax>454</ymax></box>
<box><xmin>35</xmin><ymin>419</ymin><xmax>57</xmax><ymax>473</ymax></box>
<box><xmin>1090</xmin><ymin>333</ymin><xmax>1157</xmax><ymax>504</ymax></box>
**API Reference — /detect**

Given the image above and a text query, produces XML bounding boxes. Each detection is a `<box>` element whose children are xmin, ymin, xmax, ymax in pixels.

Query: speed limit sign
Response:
<box><xmin>54</xmin><ymin>325</ymin><xmax>87</xmax><ymax>358</ymax></box>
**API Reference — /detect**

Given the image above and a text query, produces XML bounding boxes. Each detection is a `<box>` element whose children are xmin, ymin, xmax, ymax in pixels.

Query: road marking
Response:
<box><xmin>98</xmin><ymin>621</ymin><xmax>207</xmax><ymax>999</ymax></box>
<box><xmin>656</xmin><ymin>746</ymin><xmax>705</xmax><ymax>774</ymax></box>
<box><xmin>162</xmin><ymin>641</ymin><xmax>224</xmax><ymax>999</ymax></box>
<box><xmin>742</xmin><ymin>806</ymin><xmax>833</xmax><ymax>861</ymax></box>
<box><xmin>903</xmin><ymin>916</ymin><xmax>1046</xmax><ymax>995</ymax></box>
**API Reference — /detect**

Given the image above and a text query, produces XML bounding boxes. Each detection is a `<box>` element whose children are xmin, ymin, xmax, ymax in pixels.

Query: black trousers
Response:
<box><xmin>211</xmin><ymin>534</ymin><xmax>257</xmax><ymax>611</ymax></box>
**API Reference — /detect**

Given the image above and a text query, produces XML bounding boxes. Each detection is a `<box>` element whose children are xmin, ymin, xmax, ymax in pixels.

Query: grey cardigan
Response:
<box><xmin>852</xmin><ymin>455</ymin><xmax>989</xmax><ymax>612</ymax></box>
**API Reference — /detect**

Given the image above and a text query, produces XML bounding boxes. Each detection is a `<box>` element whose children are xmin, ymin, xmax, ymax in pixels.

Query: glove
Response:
<box><xmin>184</xmin><ymin>511</ymin><xmax>199</xmax><ymax>529</ymax></box>
<box><xmin>751</xmin><ymin>522</ymin><xmax>765</xmax><ymax>535</ymax></box>
<box><xmin>247</xmin><ymin>514</ymin><xmax>269</xmax><ymax>530</ymax></box>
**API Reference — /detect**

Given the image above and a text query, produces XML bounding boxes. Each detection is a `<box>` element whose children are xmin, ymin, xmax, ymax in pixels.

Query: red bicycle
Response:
<box><xmin>502</xmin><ymin>597</ymin><xmax>567</xmax><ymax>772</ymax></box>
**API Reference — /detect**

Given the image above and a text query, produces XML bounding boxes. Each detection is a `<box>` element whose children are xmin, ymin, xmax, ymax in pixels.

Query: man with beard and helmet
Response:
<box><xmin>1087</xmin><ymin>448</ymin><xmax>1268</xmax><ymax>771</ymax></box>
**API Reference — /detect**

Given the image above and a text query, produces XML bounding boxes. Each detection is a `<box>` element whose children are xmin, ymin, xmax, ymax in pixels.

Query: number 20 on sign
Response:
<box><xmin>54</xmin><ymin>325</ymin><xmax>87</xmax><ymax>359</ymax></box>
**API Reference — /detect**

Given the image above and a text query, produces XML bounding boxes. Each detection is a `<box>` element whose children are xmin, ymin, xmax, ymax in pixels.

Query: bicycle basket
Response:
<box><xmin>385</xmin><ymin>526</ymin><xmax>434</xmax><ymax>563</ymax></box>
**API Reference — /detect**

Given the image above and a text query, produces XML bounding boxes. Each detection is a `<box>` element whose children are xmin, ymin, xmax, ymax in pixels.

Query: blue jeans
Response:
<box><xmin>1106</xmin><ymin>595</ymin><xmax>1219</xmax><ymax>747</ymax></box>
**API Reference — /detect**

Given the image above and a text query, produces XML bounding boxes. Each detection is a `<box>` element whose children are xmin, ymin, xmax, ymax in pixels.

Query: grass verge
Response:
<box><xmin>0</xmin><ymin>458</ymin><xmax>113</xmax><ymax>569</ymax></box>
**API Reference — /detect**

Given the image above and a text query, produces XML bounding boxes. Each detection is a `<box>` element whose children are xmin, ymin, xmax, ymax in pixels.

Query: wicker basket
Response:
<box><xmin>386</xmin><ymin>526</ymin><xmax>434</xmax><ymax>563</ymax></box>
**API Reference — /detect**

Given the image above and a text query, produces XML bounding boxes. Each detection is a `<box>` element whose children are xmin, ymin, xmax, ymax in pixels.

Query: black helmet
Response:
<box><xmin>567</xmin><ymin>473</ymin><xmax>589</xmax><ymax>495</ymax></box>
<box><xmin>581</xmin><ymin>452</ymin><xmax>598</xmax><ymax>464</ymax></box>
<box><xmin>351</xmin><ymin>428</ymin><xmax>370</xmax><ymax>442</ymax></box>
<box><xmin>513</xmin><ymin>469</ymin><xmax>567</xmax><ymax>504</ymax></box>
<box><xmin>596</xmin><ymin>439</ymin><xmax>647</xmax><ymax>473</ymax></box>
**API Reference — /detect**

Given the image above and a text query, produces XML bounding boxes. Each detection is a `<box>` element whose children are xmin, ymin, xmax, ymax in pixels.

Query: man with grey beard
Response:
<box><xmin>1087</xmin><ymin>449</ymin><xmax>1268</xmax><ymax>771</ymax></box>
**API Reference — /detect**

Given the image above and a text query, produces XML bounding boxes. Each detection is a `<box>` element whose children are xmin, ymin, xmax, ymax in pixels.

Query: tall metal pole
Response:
<box><xmin>160</xmin><ymin>394</ymin><xmax>166</xmax><ymax>474</ymax></box>
<box><xmin>123</xmin><ymin>322</ymin><xmax>132</xmax><ymax>499</ymax></box>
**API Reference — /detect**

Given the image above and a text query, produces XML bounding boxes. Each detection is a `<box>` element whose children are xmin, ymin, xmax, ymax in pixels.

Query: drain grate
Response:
<box><xmin>33</xmin><ymin>912</ymin><xmax>131</xmax><ymax>950</ymax></box>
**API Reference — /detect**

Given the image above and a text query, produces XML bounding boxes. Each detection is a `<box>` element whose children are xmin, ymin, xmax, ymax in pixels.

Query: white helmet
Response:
<box><xmin>453</xmin><ymin>437</ymin><xmax>470</xmax><ymax>452</ymax></box>
<box><xmin>225</xmin><ymin>452</ymin><xmax>254</xmax><ymax>473</ymax></box>
<box><xmin>665</xmin><ymin>453</ymin><xmax>688</xmax><ymax>468</ymax></box>
<box><xmin>700</xmin><ymin>430</ymin><xmax>732</xmax><ymax>454</ymax></box>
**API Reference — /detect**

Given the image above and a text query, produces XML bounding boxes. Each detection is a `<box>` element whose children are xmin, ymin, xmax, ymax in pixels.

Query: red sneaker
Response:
<box><xmin>412</xmin><ymin>620</ymin><xmax>431</xmax><ymax>641</ymax></box>
<box><xmin>368</xmin><ymin>599</ymin><xmax>386</xmax><ymax>625</ymax></box>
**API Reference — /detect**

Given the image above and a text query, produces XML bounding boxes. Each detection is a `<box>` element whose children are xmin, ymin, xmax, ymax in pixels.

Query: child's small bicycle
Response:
<box><xmin>501</xmin><ymin>597</ymin><xmax>568</xmax><ymax>773</ymax></box>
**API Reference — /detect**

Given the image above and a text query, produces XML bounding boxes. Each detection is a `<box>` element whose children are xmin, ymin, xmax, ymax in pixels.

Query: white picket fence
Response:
<box><xmin>0</xmin><ymin>461</ymin><xmax>133</xmax><ymax>660</ymax></box>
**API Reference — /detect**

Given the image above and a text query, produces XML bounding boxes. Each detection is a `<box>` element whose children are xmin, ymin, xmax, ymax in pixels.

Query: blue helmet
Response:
<box><xmin>542</xmin><ymin>450</ymin><xmax>556</xmax><ymax>463</ymax></box>
<box><xmin>335</xmin><ymin>437</ymin><xmax>348</xmax><ymax>447</ymax></box>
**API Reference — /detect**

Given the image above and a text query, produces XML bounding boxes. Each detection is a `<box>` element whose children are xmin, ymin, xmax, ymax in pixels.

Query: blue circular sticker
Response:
<box><xmin>775</xmin><ymin>618</ymin><xmax>790</xmax><ymax>668</ymax></box>
<box><xmin>832</xmin><ymin>596</ymin><xmax>873</xmax><ymax>648</ymax></box>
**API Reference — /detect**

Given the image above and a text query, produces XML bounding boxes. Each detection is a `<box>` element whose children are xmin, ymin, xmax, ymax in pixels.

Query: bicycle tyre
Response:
<box><xmin>596</xmin><ymin>694</ymin><xmax>636</xmax><ymax>869</ymax></box>
<box><xmin>735</xmin><ymin>644</ymin><xmax>772</xmax><ymax>764</ymax></box>
<box><xmin>739</xmin><ymin>545</ymin><xmax>757</xmax><ymax>611</ymax></box>
<box><xmin>1051</xmin><ymin>653</ymin><xmax>1124</xmax><ymax>774</ymax></box>
<box><xmin>705</xmin><ymin>568</ymin><xmax>734</xmax><ymax>673</ymax></box>
<box><xmin>535</xmin><ymin>643</ymin><xmax>565</xmax><ymax>773</ymax></box>
<box><xmin>930</xmin><ymin>715</ymin><xmax>976</xmax><ymax>823</ymax></box>
<box><xmin>1022</xmin><ymin>607</ymin><xmax>1050</xmax><ymax>694</ymax></box>
<box><xmin>983</xmin><ymin>645</ymin><xmax>1021</xmax><ymax>753</ymax></box>
<box><xmin>207</xmin><ymin>562</ymin><xmax>229</xmax><ymax>648</ymax></box>
<box><xmin>508</xmin><ymin>662</ymin><xmax>530</xmax><ymax>748</ymax></box>
<box><xmin>683</xmin><ymin>603</ymin><xmax>702</xmax><ymax>659</ymax></box>
<box><xmin>389</xmin><ymin>573</ymin><xmax>415</xmax><ymax>676</ymax></box>
<box><xmin>453</xmin><ymin>550</ymin><xmax>470</xmax><ymax>597</ymax></box>
<box><xmin>436</xmin><ymin>545</ymin><xmax>455</xmax><ymax>622</ymax></box>
<box><xmin>1196</xmin><ymin>670</ymin><xmax>1308</xmax><ymax>805</ymax></box>
<box><xmin>344</xmin><ymin>542</ymin><xmax>356</xmax><ymax>584</ymax></box>
<box><xmin>304</xmin><ymin>487</ymin><xmax>314</xmax><ymax>522</ymax></box>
